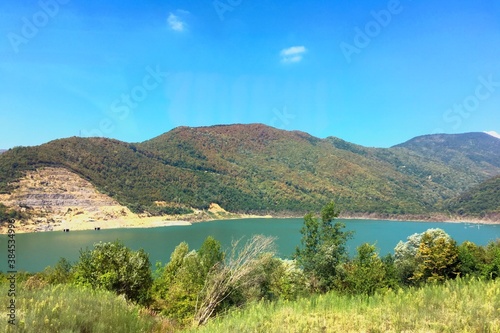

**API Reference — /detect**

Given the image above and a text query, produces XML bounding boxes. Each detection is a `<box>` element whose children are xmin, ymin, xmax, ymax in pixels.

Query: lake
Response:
<box><xmin>1</xmin><ymin>218</ymin><xmax>500</xmax><ymax>272</ymax></box>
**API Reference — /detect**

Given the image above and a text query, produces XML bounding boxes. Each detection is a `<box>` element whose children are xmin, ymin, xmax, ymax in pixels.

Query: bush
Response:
<box><xmin>151</xmin><ymin>236</ymin><xmax>225</xmax><ymax>325</ymax></box>
<box><xmin>458</xmin><ymin>241</ymin><xmax>485</xmax><ymax>277</ymax></box>
<box><xmin>0</xmin><ymin>203</ymin><xmax>27</xmax><ymax>224</ymax></box>
<box><xmin>482</xmin><ymin>240</ymin><xmax>500</xmax><ymax>279</ymax></box>
<box><xmin>264</xmin><ymin>258</ymin><xmax>308</xmax><ymax>301</ymax></box>
<box><xmin>341</xmin><ymin>243</ymin><xmax>390</xmax><ymax>295</ymax></box>
<box><xmin>194</xmin><ymin>235</ymin><xmax>276</xmax><ymax>326</ymax></box>
<box><xmin>74</xmin><ymin>241</ymin><xmax>153</xmax><ymax>305</ymax></box>
<box><xmin>411</xmin><ymin>230</ymin><xmax>459</xmax><ymax>284</ymax></box>
<box><xmin>42</xmin><ymin>257</ymin><xmax>73</xmax><ymax>285</ymax></box>
<box><xmin>395</xmin><ymin>228</ymin><xmax>459</xmax><ymax>285</ymax></box>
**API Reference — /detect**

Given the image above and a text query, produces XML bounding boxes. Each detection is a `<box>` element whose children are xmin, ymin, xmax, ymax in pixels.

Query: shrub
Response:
<box><xmin>151</xmin><ymin>236</ymin><xmax>225</xmax><ymax>326</ymax></box>
<box><xmin>42</xmin><ymin>257</ymin><xmax>73</xmax><ymax>284</ymax></box>
<box><xmin>395</xmin><ymin>228</ymin><xmax>458</xmax><ymax>285</ymax></box>
<box><xmin>411</xmin><ymin>230</ymin><xmax>459</xmax><ymax>284</ymax></box>
<box><xmin>73</xmin><ymin>241</ymin><xmax>153</xmax><ymax>305</ymax></box>
<box><xmin>264</xmin><ymin>258</ymin><xmax>308</xmax><ymax>301</ymax></box>
<box><xmin>342</xmin><ymin>243</ymin><xmax>390</xmax><ymax>295</ymax></box>
<box><xmin>194</xmin><ymin>235</ymin><xmax>276</xmax><ymax>326</ymax></box>
<box><xmin>482</xmin><ymin>240</ymin><xmax>500</xmax><ymax>279</ymax></box>
<box><xmin>457</xmin><ymin>241</ymin><xmax>485</xmax><ymax>277</ymax></box>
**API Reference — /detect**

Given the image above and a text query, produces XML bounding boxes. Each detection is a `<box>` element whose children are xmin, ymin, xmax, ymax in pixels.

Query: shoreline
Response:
<box><xmin>1</xmin><ymin>211</ymin><xmax>498</xmax><ymax>235</ymax></box>
<box><xmin>337</xmin><ymin>213</ymin><xmax>500</xmax><ymax>225</ymax></box>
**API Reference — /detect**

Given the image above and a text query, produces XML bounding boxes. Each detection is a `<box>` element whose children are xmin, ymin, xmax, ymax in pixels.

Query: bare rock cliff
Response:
<box><xmin>0</xmin><ymin>167</ymin><xmax>136</xmax><ymax>232</ymax></box>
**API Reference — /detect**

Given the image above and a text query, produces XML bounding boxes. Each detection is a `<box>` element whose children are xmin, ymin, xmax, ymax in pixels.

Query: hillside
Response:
<box><xmin>447</xmin><ymin>175</ymin><xmax>500</xmax><ymax>218</ymax></box>
<box><xmin>1</xmin><ymin>125</ymin><xmax>499</xmax><ymax>221</ymax></box>
<box><xmin>393</xmin><ymin>132</ymin><xmax>500</xmax><ymax>179</ymax></box>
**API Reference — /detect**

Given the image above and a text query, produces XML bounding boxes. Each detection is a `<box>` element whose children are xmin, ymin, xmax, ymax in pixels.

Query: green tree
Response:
<box><xmin>458</xmin><ymin>241</ymin><xmax>485</xmax><ymax>277</ymax></box>
<box><xmin>294</xmin><ymin>201</ymin><xmax>353</xmax><ymax>292</ymax></box>
<box><xmin>395</xmin><ymin>228</ymin><xmax>458</xmax><ymax>285</ymax></box>
<box><xmin>43</xmin><ymin>257</ymin><xmax>73</xmax><ymax>284</ymax></box>
<box><xmin>74</xmin><ymin>241</ymin><xmax>153</xmax><ymax>305</ymax></box>
<box><xmin>394</xmin><ymin>232</ymin><xmax>423</xmax><ymax>285</ymax></box>
<box><xmin>264</xmin><ymin>258</ymin><xmax>307</xmax><ymax>301</ymax></box>
<box><xmin>343</xmin><ymin>243</ymin><xmax>388</xmax><ymax>295</ymax></box>
<box><xmin>151</xmin><ymin>236</ymin><xmax>225</xmax><ymax>325</ymax></box>
<box><xmin>482</xmin><ymin>240</ymin><xmax>500</xmax><ymax>279</ymax></box>
<box><xmin>411</xmin><ymin>231</ymin><xmax>459</xmax><ymax>284</ymax></box>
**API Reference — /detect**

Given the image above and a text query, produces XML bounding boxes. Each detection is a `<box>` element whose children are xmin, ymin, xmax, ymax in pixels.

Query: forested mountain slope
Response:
<box><xmin>447</xmin><ymin>175</ymin><xmax>500</xmax><ymax>218</ymax></box>
<box><xmin>1</xmin><ymin>125</ymin><xmax>499</xmax><ymax>216</ymax></box>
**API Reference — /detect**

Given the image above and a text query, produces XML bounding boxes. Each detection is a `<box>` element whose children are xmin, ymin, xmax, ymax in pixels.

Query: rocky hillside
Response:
<box><xmin>0</xmin><ymin>167</ymin><xmax>136</xmax><ymax>232</ymax></box>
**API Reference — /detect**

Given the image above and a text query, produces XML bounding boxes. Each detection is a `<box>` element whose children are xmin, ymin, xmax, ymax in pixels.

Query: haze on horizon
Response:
<box><xmin>1</xmin><ymin>0</ymin><xmax>499</xmax><ymax>149</ymax></box>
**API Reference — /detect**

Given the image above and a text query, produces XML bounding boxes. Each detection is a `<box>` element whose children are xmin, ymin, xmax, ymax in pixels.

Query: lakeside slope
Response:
<box><xmin>1</xmin><ymin>125</ymin><xmax>499</xmax><ymax>229</ymax></box>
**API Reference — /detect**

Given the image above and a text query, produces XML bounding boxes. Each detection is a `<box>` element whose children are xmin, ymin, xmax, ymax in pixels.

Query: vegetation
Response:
<box><xmin>186</xmin><ymin>278</ymin><xmax>500</xmax><ymax>333</ymax></box>
<box><xmin>0</xmin><ymin>283</ymin><xmax>169</xmax><ymax>333</ymax></box>
<box><xmin>294</xmin><ymin>201</ymin><xmax>353</xmax><ymax>291</ymax></box>
<box><xmin>447</xmin><ymin>175</ymin><xmax>500</xmax><ymax>217</ymax></box>
<box><xmin>0</xmin><ymin>203</ymin><xmax>27</xmax><ymax>224</ymax></box>
<box><xmin>74</xmin><ymin>241</ymin><xmax>153</xmax><ymax>305</ymax></box>
<box><xmin>1</xmin><ymin>125</ymin><xmax>499</xmax><ymax>217</ymax></box>
<box><xmin>394</xmin><ymin>228</ymin><xmax>460</xmax><ymax>285</ymax></box>
<box><xmin>151</xmin><ymin>236</ymin><xmax>227</xmax><ymax>325</ymax></box>
<box><xmin>1</xmin><ymin>202</ymin><xmax>500</xmax><ymax>332</ymax></box>
<box><xmin>341</xmin><ymin>243</ymin><xmax>397</xmax><ymax>295</ymax></box>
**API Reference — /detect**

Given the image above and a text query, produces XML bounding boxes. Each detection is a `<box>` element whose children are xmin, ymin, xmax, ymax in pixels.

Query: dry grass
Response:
<box><xmin>187</xmin><ymin>278</ymin><xmax>500</xmax><ymax>333</ymax></box>
<box><xmin>0</xmin><ymin>282</ymin><xmax>172</xmax><ymax>333</ymax></box>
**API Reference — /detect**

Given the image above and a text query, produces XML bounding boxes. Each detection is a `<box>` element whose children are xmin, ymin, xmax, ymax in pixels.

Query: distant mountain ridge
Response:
<box><xmin>393</xmin><ymin>132</ymin><xmax>500</xmax><ymax>178</ymax></box>
<box><xmin>0</xmin><ymin>124</ymin><xmax>499</xmax><ymax>218</ymax></box>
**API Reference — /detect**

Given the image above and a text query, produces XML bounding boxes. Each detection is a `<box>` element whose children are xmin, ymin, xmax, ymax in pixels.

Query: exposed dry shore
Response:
<box><xmin>0</xmin><ymin>208</ymin><xmax>273</xmax><ymax>234</ymax></box>
<box><xmin>2</xmin><ymin>210</ymin><xmax>497</xmax><ymax>235</ymax></box>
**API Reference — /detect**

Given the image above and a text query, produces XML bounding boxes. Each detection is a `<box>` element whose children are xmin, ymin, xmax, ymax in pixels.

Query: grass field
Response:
<box><xmin>185</xmin><ymin>278</ymin><xmax>500</xmax><ymax>333</ymax></box>
<box><xmin>1</xmin><ymin>278</ymin><xmax>499</xmax><ymax>332</ymax></box>
<box><xmin>0</xmin><ymin>282</ymin><xmax>169</xmax><ymax>333</ymax></box>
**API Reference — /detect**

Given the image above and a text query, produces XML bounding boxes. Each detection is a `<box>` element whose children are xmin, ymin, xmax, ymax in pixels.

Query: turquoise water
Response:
<box><xmin>1</xmin><ymin>218</ymin><xmax>499</xmax><ymax>272</ymax></box>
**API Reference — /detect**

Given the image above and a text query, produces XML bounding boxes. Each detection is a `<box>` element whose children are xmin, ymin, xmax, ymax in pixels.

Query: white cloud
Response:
<box><xmin>168</xmin><ymin>12</ymin><xmax>186</xmax><ymax>32</ymax></box>
<box><xmin>484</xmin><ymin>131</ymin><xmax>500</xmax><ymax>139</ymax></box>
<box><xmin>280</xmin><ymin>46</ymin><xmax>307</xmax><ymax>64</ymax></box>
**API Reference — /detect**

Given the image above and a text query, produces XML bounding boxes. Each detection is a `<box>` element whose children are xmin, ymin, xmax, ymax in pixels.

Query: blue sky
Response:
<box><xmin>1</xmin><ymin>0</ymin><xmax>499</xmax><ymax>149</ymax></box>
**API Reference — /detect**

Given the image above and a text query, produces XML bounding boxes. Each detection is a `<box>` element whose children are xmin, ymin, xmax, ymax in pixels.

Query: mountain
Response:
<box><xmin>393</xmin><ymin>132</ymin><xmax>500</xmax><ymax>178</ymax></box>
<box><xmin>0</xmin><ymin>149</ymin><xmax>6</xmax><ymax>154</ymax></box>
<box><xmin>447</xmin><ymin>175</ymin><xmax>500</xmax><ymax>218</ymax></box>
<box><xmin>1</xmin><ymin>125</ymin><xmax>499</xmax><ymax>218</ymax></box>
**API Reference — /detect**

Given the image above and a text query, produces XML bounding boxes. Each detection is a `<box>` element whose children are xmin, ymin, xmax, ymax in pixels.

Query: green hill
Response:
<box><xmin>1</xmin><ymin>125</ymin><xmax>499</xmax><ymax>216</ymax></box>
<box><xmin>447</xmin><ymin>175</ymin><xmax>500</xmax><ymax>217</ymax></box>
